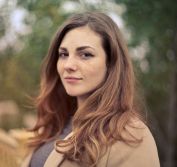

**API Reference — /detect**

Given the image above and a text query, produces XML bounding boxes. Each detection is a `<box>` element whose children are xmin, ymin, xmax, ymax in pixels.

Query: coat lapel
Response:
<box><xmin>44</xmin><ymin>132</ymin><xmax>73</xmax><ymax>167</ymax></box>
<box><xmin>20</xmin><ymin>151</ymin><xmax>33</xmax><ymax>167</ymax></box>
<box><xmin>44</xmin><ymin>149</ymin><xmax>64</xmax><ymax>167</ymax></box>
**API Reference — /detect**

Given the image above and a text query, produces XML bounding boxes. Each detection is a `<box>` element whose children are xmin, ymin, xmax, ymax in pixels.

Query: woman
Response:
<box><xmin>21</xmin><ymin>12</ymin><xmax>160</xmax><ymax>167</ymax></box>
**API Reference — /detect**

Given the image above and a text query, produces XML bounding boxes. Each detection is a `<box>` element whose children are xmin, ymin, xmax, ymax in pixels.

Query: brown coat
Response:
<box><xmin>21</xmin><ymin>121</ymin><xmax>160</xmax><ymax>167</ymax></box>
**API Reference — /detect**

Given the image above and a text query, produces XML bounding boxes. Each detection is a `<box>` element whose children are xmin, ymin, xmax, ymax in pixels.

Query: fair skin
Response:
<box><xmin>57</xmin><ymin>26</ymin><xmax>107</xmax><ymax>107</ymax></box>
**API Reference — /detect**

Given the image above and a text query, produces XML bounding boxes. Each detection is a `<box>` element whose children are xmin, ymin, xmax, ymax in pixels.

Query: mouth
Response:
<box><xmin>64</xmin><ymin>76</ymin><xmax>82</xmax><ymax>83</ymax></box>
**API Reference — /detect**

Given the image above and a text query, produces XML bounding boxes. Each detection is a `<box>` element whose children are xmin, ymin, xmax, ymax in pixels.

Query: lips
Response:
<box><xmin>64</xmin><ymin>76</ymin><xmax>82</xmax><ymax>79</ymax></box>
<box><xmin>64</xmin><ymin>76</ymin><xmax>82</xmax><ymax>83</ymax></box>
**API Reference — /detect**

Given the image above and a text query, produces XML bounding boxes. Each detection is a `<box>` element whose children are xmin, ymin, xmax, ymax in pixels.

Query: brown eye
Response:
<box><xmin>80</xmin><ymin>52</ymin><xmax>94</xmax><ymax>59</ymax></box>
<box><xmin>58</xmin><ymin>52</ymin><xmax>68</xmax><ymax>58</ymax></box>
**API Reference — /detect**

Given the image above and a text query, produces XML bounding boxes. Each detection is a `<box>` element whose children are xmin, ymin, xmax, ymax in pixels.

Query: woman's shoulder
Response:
<box><xmin>124</xmin><ymin>118</ymin><xmax>152</xmax><ymax>139</ymax></box>
<box><xmin>106</xmin><ymin>119</ymin><xmax>160</xmax><ymax>167</ymax></box>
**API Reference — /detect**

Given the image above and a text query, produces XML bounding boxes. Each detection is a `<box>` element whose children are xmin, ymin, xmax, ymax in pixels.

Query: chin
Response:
<box><xmin>65</xmin><ymin>89</ymin><xmax>89</xmax><ymax>98</ymax></box>
<box><xmin>65</xmin><ymin>91</ymin><xmax>81</xmax><ymax>97</ymax></box>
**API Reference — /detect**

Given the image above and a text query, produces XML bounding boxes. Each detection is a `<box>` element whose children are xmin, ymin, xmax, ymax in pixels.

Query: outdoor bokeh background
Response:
<box><xmin>0</xmin><ymin>0</ymin><xmax>176</xmax><ymax>167</ymax></box>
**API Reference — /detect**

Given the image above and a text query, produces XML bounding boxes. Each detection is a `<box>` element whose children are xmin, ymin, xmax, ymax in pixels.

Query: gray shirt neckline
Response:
<box><xmin>30</xmin><ymin>120</ymin><xmax>72</xmax><ymax>167</ymax></box>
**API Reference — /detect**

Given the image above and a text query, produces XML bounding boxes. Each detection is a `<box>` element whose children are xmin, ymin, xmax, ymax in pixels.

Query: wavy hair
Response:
<box><xmin>29</xmin><ymin>12</ymin><xmax>144</xmax><ymax>166</ymax></box>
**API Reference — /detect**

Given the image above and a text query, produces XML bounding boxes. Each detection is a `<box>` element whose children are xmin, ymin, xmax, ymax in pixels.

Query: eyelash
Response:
<box><xmin>58</xmin><ymin>52</ymin><xmax>68</xmax><ymax>58</ymax></box>
<box><xmin>58</xmin><ymin>52</ymin><xmax>94</xmax><ymax>59</ymax></box>
<box><xmin>80</xmin><ymin>52</ymin><xmax>94</xmax><ymax>59</ymax></box>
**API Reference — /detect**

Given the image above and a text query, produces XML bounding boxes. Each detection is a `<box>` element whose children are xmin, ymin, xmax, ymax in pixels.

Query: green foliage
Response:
<box><xmin>115</xmin><ymin>0</ymin><xmax>177</xmax><ymax>166</ymax></box>
<box><xmin>115</xmin><ymin>0</ymin><xmax>177</xmax><ymax>114</ymax></box>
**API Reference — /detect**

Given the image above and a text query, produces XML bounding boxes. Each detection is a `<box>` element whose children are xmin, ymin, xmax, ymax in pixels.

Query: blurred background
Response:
<box><xmin>0</xmin><ymin>0</ymin><xmax>176</xmax><ymax>167</ymax></box>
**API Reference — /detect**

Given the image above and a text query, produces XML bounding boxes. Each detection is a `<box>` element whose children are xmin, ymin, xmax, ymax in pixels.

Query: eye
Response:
<box><xmin>58</xmin><ymin>52</ymin><xmax>68</xmax><ymax>59</ymax></box>
<box><xmin>80</xmin><ymin>52</ymin><xmax>94</xmax><ymax>59</ymax></box>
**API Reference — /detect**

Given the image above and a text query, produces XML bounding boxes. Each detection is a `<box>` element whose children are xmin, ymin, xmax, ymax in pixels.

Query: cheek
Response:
<box><xmin>87</xmin><ymin>64</ymin><xmax>107</xmax><ymax>84</ymax></box>
<box><xmin>57</xmin><ymin>61</ymin><xmax>63</xmax><ymax>76</ymax></box>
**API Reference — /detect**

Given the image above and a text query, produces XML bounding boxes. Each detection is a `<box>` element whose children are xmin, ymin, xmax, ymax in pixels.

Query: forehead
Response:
<box><xmin>60</xmin><ymin>26</ymin><xmax>103</xmax><ymax>49</ymax></box>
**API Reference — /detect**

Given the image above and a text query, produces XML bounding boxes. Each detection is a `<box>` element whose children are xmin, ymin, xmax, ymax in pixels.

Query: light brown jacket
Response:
<box><xmin>21</xmin><ymin>121</ymin><xmax>160</xmax><ymax>167</ymax></box>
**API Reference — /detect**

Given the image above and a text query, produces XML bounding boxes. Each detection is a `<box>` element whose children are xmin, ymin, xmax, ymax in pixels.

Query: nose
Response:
<box><xmin>64</xmin><ymin>56</ymin><xmax>77</xmax><ymax>72</ymax></box>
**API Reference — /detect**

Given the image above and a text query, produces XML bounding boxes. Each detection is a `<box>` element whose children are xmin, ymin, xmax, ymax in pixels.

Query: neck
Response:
<box><xmin>77</xmin><ymin>96</ymin><xmax>88</xmax><ymax>108</ymax></box>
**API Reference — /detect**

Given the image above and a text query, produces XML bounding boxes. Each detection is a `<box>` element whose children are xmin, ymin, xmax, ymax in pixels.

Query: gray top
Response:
<box><xmin>30</xmin><ymin>121</ymin><xmax>72</xmax><ymax>167</ymax></box>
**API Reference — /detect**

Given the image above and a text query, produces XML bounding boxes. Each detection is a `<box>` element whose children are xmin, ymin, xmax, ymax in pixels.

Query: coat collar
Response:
<box><xmin>20</xmin><ymin>132</ymin><xmax>73</xmax><ymax>167</ymax></box>
<box><xmin>44</xmin><ymin>149</ymin><xmax>64</xmax><ymax>167</ymax></box>
<box><xmin>44</xmin><ymin>132</ymin><xmax>73</xmax><ymax>167</ymax></box>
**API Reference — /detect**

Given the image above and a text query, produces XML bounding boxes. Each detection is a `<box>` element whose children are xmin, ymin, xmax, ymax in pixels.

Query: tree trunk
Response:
<box><xmin>165</xmin><ymin>27</ymin><xmax>177</xmax><ymax>167</ymax></box>
<box><xmin>165</xmin><ymin>70</ymin><xmax>177</xmax><ymax>167</ymax></box>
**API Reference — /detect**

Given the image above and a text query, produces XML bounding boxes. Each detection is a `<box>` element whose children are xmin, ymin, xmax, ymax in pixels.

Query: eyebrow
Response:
<box><xmin>59</xmin><ymin>46</ymin><xmax>95</xmax><ymax>51</ymax></box>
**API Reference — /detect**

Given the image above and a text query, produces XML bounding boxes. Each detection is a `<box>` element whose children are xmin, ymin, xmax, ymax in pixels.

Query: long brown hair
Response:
<box><xmin>29</xmin><ymin>12</ymin><xmax>144</xmax><ymax>166</ymax></box>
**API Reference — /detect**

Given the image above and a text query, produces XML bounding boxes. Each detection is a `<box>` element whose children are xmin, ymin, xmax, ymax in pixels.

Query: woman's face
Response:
<box><xmin>57</xmin><ymin>26</ymin><xmax>107</xmax><ymax>103</ymax></box>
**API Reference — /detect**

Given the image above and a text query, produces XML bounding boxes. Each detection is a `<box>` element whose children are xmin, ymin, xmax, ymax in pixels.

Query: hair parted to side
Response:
<box><xmin>29</xmin><ymin>12</ymin><xmax>145</xmax><ymax>167</ymax></box>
